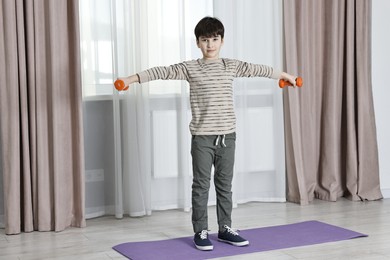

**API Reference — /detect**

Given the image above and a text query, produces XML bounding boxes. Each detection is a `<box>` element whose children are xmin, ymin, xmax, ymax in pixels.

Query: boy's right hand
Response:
<box><xmin>114</xmin><ymin>75</ymin><xmax>139</xmax><ymax>91</ymax></box>
<box><xmin>114</xmin><ymin>78</ymin><xmax>127</xmax><ymax>91</ymax></box>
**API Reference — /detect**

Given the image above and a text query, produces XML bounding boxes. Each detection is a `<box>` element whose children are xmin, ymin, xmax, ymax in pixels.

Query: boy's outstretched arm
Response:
<box><xmin>118</xmin><ymin>74</ymin><xmax>140</xmax><ymax>88</ymax></box>
<box><xmin>115</xmin><ymin>63</ymin><xmax>189</xmax><ymax>91</ymax></box>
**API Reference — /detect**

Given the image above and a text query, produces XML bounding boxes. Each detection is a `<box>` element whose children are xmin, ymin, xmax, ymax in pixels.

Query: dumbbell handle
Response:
<box><xmin>279</xmin><ymin>77</ymin><xmax>303</xmax><ymax>88</ymax></box>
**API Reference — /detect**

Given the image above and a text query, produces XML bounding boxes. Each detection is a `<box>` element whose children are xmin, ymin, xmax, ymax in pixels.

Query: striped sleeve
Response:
<box><xmin>234</xmin><ymin>60</ymin><xmax>281</xmax><ymax>79</ymax></box>
<box><xmin>137</xmin><ymin>63</ymin><xmax>189</xmax><ymax>83</ymax></box>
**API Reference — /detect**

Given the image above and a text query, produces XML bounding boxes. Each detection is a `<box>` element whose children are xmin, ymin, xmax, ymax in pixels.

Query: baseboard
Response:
<box><xmin>0</xmin><ymin>214</ymin><xmax>4</xmax><ymax>228</ymax></box>
<box><xmin>85</xmin><ymin>206</ymin><xmax>105</xmax><ymax>219</ymax></box>
<box><xmin>381</xmin><ymin>188</ymin><xmax>390</xmax><ymax>199</ymax></box>
<box><xmin>85</xmin><ymin>192</ymin><xmax>388</xmax><ymax>220</ymax></box>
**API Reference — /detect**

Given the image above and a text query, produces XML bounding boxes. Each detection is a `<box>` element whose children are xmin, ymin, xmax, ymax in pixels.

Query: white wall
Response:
<box><xmin>372</xmin><ymin>0</ymin><xmax>390</xmax><ymax>198</ymax></box>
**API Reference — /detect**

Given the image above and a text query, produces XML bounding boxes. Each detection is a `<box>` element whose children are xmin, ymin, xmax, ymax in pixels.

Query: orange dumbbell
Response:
<box><xmin>279</xmin><ymin>77</ymin><xmax>303</xmax><ymax>88</ymax></box>
<box><xmin>114</xmin><ymin>79</ymin><xmax>129</xmax><ymax>91</ymax></box>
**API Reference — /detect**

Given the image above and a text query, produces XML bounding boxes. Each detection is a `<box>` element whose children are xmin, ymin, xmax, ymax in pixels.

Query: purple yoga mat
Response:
<box><xmin>113</xmin><ymin>220</ymin><xmax>367</xmax><ymax>260</ymax></box>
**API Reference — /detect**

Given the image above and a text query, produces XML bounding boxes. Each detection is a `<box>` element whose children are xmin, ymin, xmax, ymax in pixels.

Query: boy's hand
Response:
<box><xmin>281</xmin><ymin>72</ymin><xmax>298</xmax><ymax>87</ymax></box>
<box><xmin>114</xmin><ymin>75</ymin><xmax>139</xmax><ymax>91</ymax></box>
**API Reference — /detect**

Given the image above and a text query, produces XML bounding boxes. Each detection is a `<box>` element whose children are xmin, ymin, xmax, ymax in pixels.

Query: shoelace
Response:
<box><xmin>199</xmin><ymin>230</ymin><xmax>209</xmax><ymax>239</ymax></box>
<box><xmin>223</xmin><ymin>225</ymin><xmax>240</xmax><ymax>236</ymax></box>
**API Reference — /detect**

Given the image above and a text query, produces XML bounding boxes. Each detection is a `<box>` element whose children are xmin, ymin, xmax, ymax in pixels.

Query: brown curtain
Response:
<box><xmin>0</xmin><ymin>0</ymin><xmax>85</xmax><ymax>234</ymax></box>
<box><xmin>282</xmin><ymin>0</ymin><xmax>383</xmax><ymax>205</ymax></box>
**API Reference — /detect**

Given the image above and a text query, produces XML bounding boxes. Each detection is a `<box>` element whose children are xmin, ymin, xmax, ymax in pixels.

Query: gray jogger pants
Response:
<box><xmin>191</xmin><ymin>132</ymin><xmax>236</xmax><ymax>233</ymax></box>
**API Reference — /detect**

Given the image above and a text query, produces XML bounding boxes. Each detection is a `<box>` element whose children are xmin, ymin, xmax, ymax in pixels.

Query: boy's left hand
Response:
<box><xmin>281</xmin><ymin>73</ymin><xmax>298</xmax><ymax>87</ymax></box>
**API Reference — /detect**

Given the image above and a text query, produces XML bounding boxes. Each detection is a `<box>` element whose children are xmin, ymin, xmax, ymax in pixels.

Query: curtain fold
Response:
<box><xmin>282</xmin><ymin>0</ymin><xmax>383</xmax><ymax>205</ymax></box>
<box><xmin>0</xmin><ymin>0</ymin><xmax>85</xmax><ymax>234</ymax></box>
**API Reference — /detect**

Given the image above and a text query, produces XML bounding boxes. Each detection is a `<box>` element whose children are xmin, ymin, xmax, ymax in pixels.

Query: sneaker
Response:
<box><xmin>193</xmin><ymin>230</ymin><xmax>213</xmax><ymax>251</ymax></box>
<box><xmin>218</xmin><ymin>225</ymin><xmax>249</xmax><ymax>246</ymax></box>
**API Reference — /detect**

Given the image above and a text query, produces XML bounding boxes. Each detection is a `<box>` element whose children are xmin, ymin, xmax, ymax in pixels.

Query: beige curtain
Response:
<box><xmin>282</xmin><ymin>0</ymin><xmax>383</xmax><ymax>205</ymax></box>
<box><xmin>0</xmin><ymin>0</ymin><xmax>85</xmax><ymax>234</ymax></box>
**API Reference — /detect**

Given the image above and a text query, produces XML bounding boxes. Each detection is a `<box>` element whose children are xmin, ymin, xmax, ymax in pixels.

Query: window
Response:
<box><xmin>79</xmin><ymin>0</ymin><xmax>213</xmax><ymax>98</ymax></box>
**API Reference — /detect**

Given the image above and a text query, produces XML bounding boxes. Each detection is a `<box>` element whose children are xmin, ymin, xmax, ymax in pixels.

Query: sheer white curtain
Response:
<box><xmin>214</xmin><ymin>0</ymin><xmax>285</xmax><ymax>203</ymax></box>
<box><xmin>79</xmin><ymin>0</ymin><xmax>285</xmax><ymax>219</ymax></box>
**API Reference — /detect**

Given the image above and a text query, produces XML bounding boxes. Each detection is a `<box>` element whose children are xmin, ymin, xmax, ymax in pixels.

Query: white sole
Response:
<box><xmin>218</xmin><ymin>238</ymin><xmax>249</xmax><ymax>247</ymax></box>
<box><xmin>194</xmin><ymin>241</ymin><xmax>214</xmax><ymax>251</ymax></box>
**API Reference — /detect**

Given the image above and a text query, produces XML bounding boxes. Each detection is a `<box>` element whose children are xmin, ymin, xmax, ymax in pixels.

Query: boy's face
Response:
<box><xmin>197</xmin><ymin>35</ymin><xmax>224</xmax><ymax>60</ymax></box>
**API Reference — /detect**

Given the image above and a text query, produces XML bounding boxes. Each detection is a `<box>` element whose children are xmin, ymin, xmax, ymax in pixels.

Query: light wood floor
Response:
<box><xmin>1</xmin><ymin>198</ymin><xmax>390</xmax><ymax>259</ymax></box>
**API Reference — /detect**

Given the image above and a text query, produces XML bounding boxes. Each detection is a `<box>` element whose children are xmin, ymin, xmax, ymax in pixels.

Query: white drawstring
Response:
<box><xmin>214</xmin><ymin>135</ymin><xmax>220</xmax><ymax>146</ymax></box>
<box><xmin>214</xmin><ymin>135</ymin><xmax>226</xmax><ymax>147</ymax></box>
<box><xmin>221</xmin><ymin>135</ymin><xmax>226</xmax><ymax>147</ymax></box>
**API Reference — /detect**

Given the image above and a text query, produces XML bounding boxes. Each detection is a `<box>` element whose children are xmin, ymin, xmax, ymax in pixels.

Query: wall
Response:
<box><xmin>0</xmin><ymin>3</ymin><xmax>389</xmax><ymax>226</ymax></box>
<box><xmin>83</xmin><ymin>100</ymin><xmax>116</xmax><ymax>218</ymax></box>
<box><xmin>372</xmin><ymin>0</ymin><xmax>390</xmax><ymax>198</ymax></box>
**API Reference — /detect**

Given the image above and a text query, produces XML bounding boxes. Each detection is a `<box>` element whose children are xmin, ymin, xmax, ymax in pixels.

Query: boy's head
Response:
<box><xmin>194</xmin><ymin>16</ymin><xmax>224</xmax><ymax>42</ymax></box>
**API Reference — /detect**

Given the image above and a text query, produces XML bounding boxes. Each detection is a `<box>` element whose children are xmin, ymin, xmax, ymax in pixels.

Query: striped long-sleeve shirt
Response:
<box><xmin>137</xmin><ymin>58</ymin><xmax>281</xmax><ymax>135</ymax></box>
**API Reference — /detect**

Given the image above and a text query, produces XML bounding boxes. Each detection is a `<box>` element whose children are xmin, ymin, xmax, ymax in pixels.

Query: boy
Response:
<box><xmin>118</xmin><ymin>16</ymin><xmax>297</xmax><ymax>251</ymax></box>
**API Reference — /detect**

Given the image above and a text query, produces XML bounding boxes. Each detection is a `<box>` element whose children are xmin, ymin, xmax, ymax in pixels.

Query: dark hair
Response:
<box><xmin>194</xmin><ymin>16</ymin><xmax>224</xmax><ymax>41</ymax></box>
